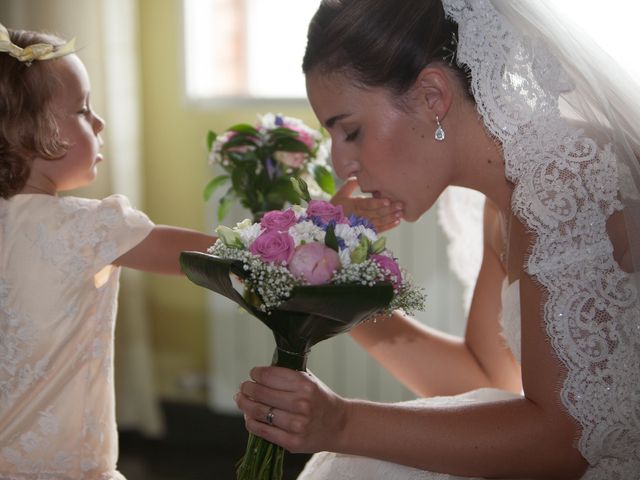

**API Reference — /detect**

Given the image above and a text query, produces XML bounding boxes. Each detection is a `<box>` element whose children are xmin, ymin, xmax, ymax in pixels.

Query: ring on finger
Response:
<box><xmin>266</xmin><ymin>406</ymin><xmax>275</xmax><ymax>426</ymax></box>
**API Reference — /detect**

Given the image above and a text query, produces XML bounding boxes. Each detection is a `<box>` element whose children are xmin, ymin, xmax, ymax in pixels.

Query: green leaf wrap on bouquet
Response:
<box><xmin>179</xmin><ymin>251</ymin><xmax>394</xmax><ymax>480</ymax></box>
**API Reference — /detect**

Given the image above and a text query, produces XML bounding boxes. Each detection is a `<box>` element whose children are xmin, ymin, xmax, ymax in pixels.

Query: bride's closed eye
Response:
<box><xmin>345</xmin><ymin>128</ymin><xmax>360</xmax><ymax>142</ymax></box>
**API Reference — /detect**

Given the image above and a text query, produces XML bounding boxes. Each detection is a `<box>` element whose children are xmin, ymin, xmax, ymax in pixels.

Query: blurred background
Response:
<box><xmin>0</xmin><ymin>0</ymin><xmax>472</xmax><ymax>478</ymax></box>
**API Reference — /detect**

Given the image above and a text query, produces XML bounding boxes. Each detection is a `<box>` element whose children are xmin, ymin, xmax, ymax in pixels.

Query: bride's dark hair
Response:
<box><xmin>303</xmin><ymin>0</ymin><xmax>471</xmax><ymax>98</ymax></box>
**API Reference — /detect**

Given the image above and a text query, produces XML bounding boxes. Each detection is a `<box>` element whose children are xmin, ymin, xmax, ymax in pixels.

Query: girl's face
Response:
<box><xmin>306</xmin><ymin>72</ymin><xmax>456</xmax><ymax>222</ymax></box>
<box><xmin>34</xmin><ymin>54</ymin><xmax>105</xmax><ymax>192</ymax></box>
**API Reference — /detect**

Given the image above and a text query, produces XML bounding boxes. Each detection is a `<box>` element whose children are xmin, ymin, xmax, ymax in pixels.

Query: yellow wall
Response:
<box><xmin>137</xmin><ymin>0</ymin><xmax>318</xmax><ymax>398</ymax></box>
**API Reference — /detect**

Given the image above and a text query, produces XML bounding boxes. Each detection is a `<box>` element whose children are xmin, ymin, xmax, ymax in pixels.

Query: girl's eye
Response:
<box><xmin>345</xmin><ymin>128</ymin><xmax>360</xmax><ymax>142</ymax></box>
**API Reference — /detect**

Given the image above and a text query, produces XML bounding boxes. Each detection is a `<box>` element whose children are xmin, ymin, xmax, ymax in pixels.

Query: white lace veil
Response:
<box><xmin>441</xmin><ymin>0</ymin><xmax>640</xmax><ymax>477</ymax></box>
<box><xmin>491</xmin><ymin>0</ymin><xmax>640</xmax><ymax>287</ymax></box>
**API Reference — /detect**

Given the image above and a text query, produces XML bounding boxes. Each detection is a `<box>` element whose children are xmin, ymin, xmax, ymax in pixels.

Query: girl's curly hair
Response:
<box><xmin>0</xmin><ymin>29</ymin><xmax>69</xmax><ymax>198</ymax></box>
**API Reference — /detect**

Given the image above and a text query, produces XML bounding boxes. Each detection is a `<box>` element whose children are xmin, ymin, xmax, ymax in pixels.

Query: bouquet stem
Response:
<box><xmin>236</xmin><ymin>346</ymin><xmax>308</xmax><ymax>480</ymax></box>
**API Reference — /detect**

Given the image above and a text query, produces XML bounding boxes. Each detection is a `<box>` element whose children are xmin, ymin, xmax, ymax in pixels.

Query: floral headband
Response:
<box><xmin>0</xmin><ymin>23</ymin><xmax>75</xmax><ymax>66</ymax></box>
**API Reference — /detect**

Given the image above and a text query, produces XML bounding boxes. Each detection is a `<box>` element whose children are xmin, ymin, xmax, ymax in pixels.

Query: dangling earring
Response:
<box><xmin>434</xmin><ymin>115</ymin><xmax>445</xmax><ymax>141</ymax></box>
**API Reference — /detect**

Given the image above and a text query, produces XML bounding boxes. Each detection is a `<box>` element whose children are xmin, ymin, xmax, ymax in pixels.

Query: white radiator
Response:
<box><xmin>206</xmin><ymin>198</ymin><xmax>468</xmax><ymax>413</ymax></box>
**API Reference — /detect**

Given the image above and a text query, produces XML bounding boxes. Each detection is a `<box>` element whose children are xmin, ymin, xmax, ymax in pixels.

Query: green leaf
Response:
<box><xmin>350</xmin><ymin>235</ymin><xmax>371</xmax><ymax>264</ymax></box>
<box><xmin>228</xmin><ymin>123</ymin><xmax>259</xmax><ymax>136</ymax></box>
<box><xmin>267</xmin><ymin>176</ymin><xmax>300</xmax><ymax>205</ymax></box>
<box><xmin>222</xmin><ymin>135</ymin><xmax>258</xmax><ymax>150</ymax></box>
<box><xmin>291</xmin><ymin>177</ymin><xmax>311</xmax><ymax>202</ymax></box>
<box><xmin>371</xmin><ymin>236</ymin><xmax>387</xmax><ymax>253</ymax></box>
<box><xmin>324</xmin><ymin>223</ymin><xmax>339</xmax><ymax>252</ymax></box>
<box><xmin>227</xmin><ymin>151</ymin><xmax>259</xmax><ymax>163</ymax></box>
<box><xmin>203</xmin><ymin>174</ymin><xmax>229</xmax><ymax>201</ymax></box>
<box><xmin>206</xmin><ymin>130</ymin><xmax>217</xmax><ymax>151</ymax></box>
<box><xmin>217</xmin><ymin>196</ymin><xmax>234</xmax><ymax>222</ymax></box>
<box><xmin>313</xmin><ymin>165</ymin><xmax>336</xmax><ymax>195</ymax></box>
<box><xmin>269</xmin><ymin>127</ymin><xmax>299</xmax><ymax>139</ymax></box>
<box><xmin>273</xmin><ymin>137</ymin><xmax>310</xmax><ymax>153</ymax></box>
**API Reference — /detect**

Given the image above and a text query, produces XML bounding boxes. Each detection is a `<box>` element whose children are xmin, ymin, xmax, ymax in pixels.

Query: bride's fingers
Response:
<box><xmin>239</xmin><ymin>377</ymin><xmax>308</xmax><ymax>414</ymax></box>
<box><xmin>244</xmin><ymin>414</ymin><xmax>311</xmax><ymax>454</ymax></box>
<box><xmin>249</xmin><ymin>365</ymin><xmax>311</xmax><ymax>392</ymax></box>
<box><xmin>236</xmin><ymin>391</ymin><xmax>311</xmax><ymax>440</ymax></box>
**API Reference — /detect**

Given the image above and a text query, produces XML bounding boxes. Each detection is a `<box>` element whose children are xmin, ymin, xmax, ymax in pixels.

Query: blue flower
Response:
<box><xmin>265</xmin><ymin>156</ymin><xmax>281</xmax><ymax>180</ymax></box>
<box><xmin>348</xmin><ymin>214</ymin><xmax>375</xmax><ymax>230</ymax></box>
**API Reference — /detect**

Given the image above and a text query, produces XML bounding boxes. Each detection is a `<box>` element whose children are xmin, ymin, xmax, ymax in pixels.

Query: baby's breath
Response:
<box><xmin>332</xmin><ymin>259</ymin><xmax>386</xmax><ymax>287</ymax></box>
<box><xmin>209</xmin><ymin>240</ymin><xmax>301</xmax><ymax>312</ymax></box>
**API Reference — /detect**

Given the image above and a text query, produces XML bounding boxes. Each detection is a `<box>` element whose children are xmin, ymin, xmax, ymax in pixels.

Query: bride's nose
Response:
<box><xmin>332</xmin><ymin>149</ymin><xmax>359</xmax><ymax>180</ymax></box>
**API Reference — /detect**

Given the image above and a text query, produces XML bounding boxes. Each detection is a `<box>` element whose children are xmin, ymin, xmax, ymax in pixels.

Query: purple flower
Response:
<box><xmin>306</xmin><ymin>200</ymin><xmax>347</xmax><ymax>225</ymax></box>
<box><xmin>249</xmin><ymin>230</ymin><xmax>295</xmax><ymax>264</ymax></box>
<box><xmin>288</xmin><ymin>242</ymin><xmax>341</xmax><ymax>285</ymax></box>
<box><xmin>371</xmin><ymin>254</ymin><xmax>403</xmax><ymax>289</ymax></box>
<box><xmin>347</xmin><ymin>214</ymin><xmax>375</xmax><ymax>231</ymax></box>
<box><xmin>260</xmin><ymin>209</ymin><xmax>298</xmax><ymax>232</ymax></box>
<box><xmin>265</xmin><ymin>156</ymin><xmax>281</xmax><ymax>180</ymax></box>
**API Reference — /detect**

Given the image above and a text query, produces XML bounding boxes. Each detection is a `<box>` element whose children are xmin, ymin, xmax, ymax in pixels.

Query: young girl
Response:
<box><xmin>0</xmin><ymin>25</ymin><xmax>400</xmax><ymax>479</ymax></box>
<box><xmin>0</xmin><ymin>26</ymin><xmax>217</xmax><ymax>479</ymax></box>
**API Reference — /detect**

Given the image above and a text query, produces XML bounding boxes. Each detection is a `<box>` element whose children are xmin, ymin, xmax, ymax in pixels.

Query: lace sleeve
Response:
<box><xmin>58</xmin><ymin>194</ymin><xmax>154</xmax><ymax>275</ymax></box>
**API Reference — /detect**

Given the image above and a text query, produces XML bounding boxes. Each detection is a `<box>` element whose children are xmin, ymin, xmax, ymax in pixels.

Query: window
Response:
<box><xmin>183</xmin><ymin>0</ymin><xmax>640</xmax><ymax>102</ymax></box>
<box><xmin>183</xmin><ymin>0</ymin><xmax>321</xmax><ymax>101</ymax></box>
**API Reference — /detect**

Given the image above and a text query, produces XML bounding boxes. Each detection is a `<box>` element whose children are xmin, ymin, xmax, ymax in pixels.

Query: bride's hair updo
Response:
<box><xmin>303</xmin><ymin>0</ymin><xmax>471</xmax><ymax>99</ymax></box>
<box><xmin>0</xmin><ymin>29</ymin><xmax>68</xmax><ymax>199</ymax></box>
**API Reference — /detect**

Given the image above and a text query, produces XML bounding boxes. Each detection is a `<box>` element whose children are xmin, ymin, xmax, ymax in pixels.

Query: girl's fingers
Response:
<box><xmin>375</xmin><ymin>217</ymin><xmax>402</xmax><ymax>233</ymax></box>
<box><xmin>332</xmin><ymin>177</ymin><xmax>360</xmax><ymax>200</ymax></box>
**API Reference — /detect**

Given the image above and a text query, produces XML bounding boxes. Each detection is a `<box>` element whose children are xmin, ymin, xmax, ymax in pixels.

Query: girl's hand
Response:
<box><xmin>331</xmin><ymin>178</ymin><xmax>403</xmax><ymax>233</ymax></box>
<box><xmin>235</xmin><ymin>366</ymin><xmax>348</xmax><ymax>453</ymax></box>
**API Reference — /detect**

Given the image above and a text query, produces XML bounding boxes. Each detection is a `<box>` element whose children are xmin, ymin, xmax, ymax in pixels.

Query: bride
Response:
<box><xmin>235</xmin><ymin>0</ymin><xmax>640</xmax><ymax>478</ymax></box>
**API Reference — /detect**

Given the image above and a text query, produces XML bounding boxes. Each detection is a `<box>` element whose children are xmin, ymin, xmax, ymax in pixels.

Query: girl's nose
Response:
<box><xmin>93</xmin><ymin>112</ymin><xmax>105</xmax><ymax>134</ymax></box>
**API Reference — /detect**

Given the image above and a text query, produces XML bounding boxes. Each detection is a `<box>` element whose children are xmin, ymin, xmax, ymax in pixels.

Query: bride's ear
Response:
<box><xmin>416</xmin><ymin>66</ymin><xmax>454</xmax><ymax>121</ymax></box>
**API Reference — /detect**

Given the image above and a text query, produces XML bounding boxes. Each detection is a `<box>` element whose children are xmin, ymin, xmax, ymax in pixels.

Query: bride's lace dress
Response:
<box><xmin>299</xmin><ymin>0</ymin><xmax>640</xmax><ymax>473</ymax></box>
<box><xmin>297</xmin><ymin>281</ymin><xmax>523</xmax><ymax>480</ymax></box>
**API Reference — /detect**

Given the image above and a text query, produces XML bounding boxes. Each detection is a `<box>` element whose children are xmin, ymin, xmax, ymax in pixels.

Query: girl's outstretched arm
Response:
<box><xmin>114</xmin><ymin>225</ymin><xmax>216</xmax><ymax>275</ymax></box>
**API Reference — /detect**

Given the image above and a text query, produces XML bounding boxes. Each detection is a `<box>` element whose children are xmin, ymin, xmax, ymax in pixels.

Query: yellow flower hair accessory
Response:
<box><xmin>0</xmin><ymin>23</ymin><xmax>75</xmax><ymax>66</ymax></box>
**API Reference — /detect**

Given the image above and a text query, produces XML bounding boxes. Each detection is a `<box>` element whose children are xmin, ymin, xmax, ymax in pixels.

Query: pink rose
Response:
<box><xmin>288</xmin><ymin>242</ymin><xmax>341</xmax><ymax>285</ymax></box>
<box><xmin>249</xmin><ymin>230</ymin><xmax>295</xmax><ymax>264</ymax></box>
<box><xmin>274</xmin><ymin>151</ymin><xmax>307</xmax><ymax>169</ymax></box>
<box><xmin>261</xmin><ymin>209</ymin><xmax>298</xmax><ymax>231</ymax></box>
<box><xmin>371</xmin><ymin>254</ymin><xmax>403</xmax><ymax>288</ymax></box>
<box><xmin>283</xmin><ymin>124</ymin><xmax>315</xmax><ymax>149</ymax></box>
<box><xmin>306</xmin><ymin>200</ymin><xmax>347</xmax><ymax>224</ymax></box>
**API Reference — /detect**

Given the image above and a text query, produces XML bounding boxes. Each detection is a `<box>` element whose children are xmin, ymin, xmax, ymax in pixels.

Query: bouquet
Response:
<box><xmin>204</xmin><ymin>113</ymin><xmax>335</xmax><ymax>222</ymax></box>
<box><xmin>180</xmin><ymin>197</ymin><xmax>425</xmax><ymax>480</ymax></box>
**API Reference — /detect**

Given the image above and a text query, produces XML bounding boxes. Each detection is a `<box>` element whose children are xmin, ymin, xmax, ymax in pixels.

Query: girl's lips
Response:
<box><xmin>372</xmin><ymin>191</ymin><xmax>382</xmax><ymax>199</ymax></box>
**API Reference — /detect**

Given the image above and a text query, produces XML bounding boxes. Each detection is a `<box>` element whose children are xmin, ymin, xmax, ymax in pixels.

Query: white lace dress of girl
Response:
<box><xmin>299</xmin><ymin>0</ymin><xmax>640</xmax><ymax>478</ymax></box>
<box><xmin>0</xmin><ymin>194</ymin><xmax>154</xmax><ymax>480</ymax></box>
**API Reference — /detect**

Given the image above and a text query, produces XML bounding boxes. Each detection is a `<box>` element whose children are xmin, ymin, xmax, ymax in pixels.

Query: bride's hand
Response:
<box><xmin>235</xmin><ymin>366</ymin><xmax>348</xmax><ymax>453</ymax></box>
